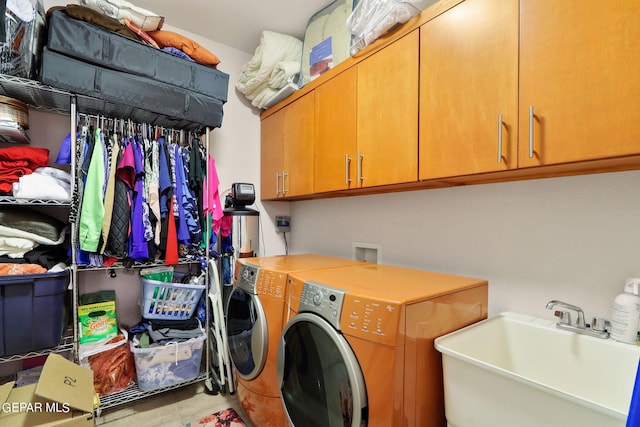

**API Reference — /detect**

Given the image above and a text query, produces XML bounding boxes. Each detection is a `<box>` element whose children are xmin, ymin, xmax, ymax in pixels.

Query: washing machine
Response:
<box><xmin>277</xmin><ymin>264</ymin><xmax>488</xmax><ymax>427</ymax></box>
<box><xmin>226</xmin><ymin>254</ymin><xmax>368</xmax><ymax>427</ymax></box>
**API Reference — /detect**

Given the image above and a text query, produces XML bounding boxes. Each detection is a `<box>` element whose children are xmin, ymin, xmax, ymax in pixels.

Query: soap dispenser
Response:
<box><xmin>610</xmin><ymin>277</ymin><xmax>640</xmax><ymax>344</ymax></box>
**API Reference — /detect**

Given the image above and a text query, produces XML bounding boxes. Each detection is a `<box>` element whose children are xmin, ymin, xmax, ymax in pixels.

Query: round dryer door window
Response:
<box><xmin>278</xmin><ymin>313</ymin><xmax>368</xmax><ymax>427</ymax></box>
<box><xmin>226</xmin><ymin>287</ymin><xmax>268</xmax><ymax>380</ymax></box>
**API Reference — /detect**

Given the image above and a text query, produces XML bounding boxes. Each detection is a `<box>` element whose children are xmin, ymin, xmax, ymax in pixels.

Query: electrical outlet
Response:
<box><xmin>276</xmin><ymin>215</ymin><xmax>290</xmax><ymax>233</ymax></box>
<box><xmin>352</xmin><ymin>242</ymin><xmax>382</xmax><ymax>264</ymax></box>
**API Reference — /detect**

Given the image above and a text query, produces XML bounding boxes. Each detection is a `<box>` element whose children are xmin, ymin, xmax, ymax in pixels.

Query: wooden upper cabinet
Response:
<box><xmin>357</xmin><ymin>29</ymin><xmax>420</xmax><ymax>187</ymax></box>
<box><xmin>314</xmin><ymin>67</ymin><xmax>358</xmax><ymax>193</ymax></box>
<box><xmin>419</xmin><ymin>0</ymin><xmax>519</xmax><ymax>180</ymax></box>
<box><xmin>260</xmin><ymin>107</ymin><xmax>285</xmax><ymax>199</ymax></box>
<box><xmin>263</xmin><ymin>0</ymin><xmax>640</xmax><ymax>201</ymax></box>
<box><xmin>261</xmin><ymin>92</ymin><xmax>314</xmax><ymax>199</ymax></box>
<box><xmin>519</xmin><ymin>0</ymin><xmax>640</xmax><ymax>167</ymax></box>
<box><xmin>282</xmin><ymin>92</ymin><xmax>314</xmax><ymax>198</ymax></box>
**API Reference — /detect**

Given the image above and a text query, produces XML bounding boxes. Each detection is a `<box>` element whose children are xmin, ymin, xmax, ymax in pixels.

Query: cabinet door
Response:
<box><xmin>357</xmin><ymin>30</ymin><xmax>419</xmax><ymax>187</ymax></box>
<box><xmin>283</xmin><ymin>92</ymin><xmax>315</xmax><ymax>197</ymax></box>
<box><xmin>419</xmin><ymin>0</ymin><xmax>518</xmax><ymax>180</ymax></box>
<box><xmin>261</xmin><ymin>108</ymin><xmax>285</xmax><ymax>200</ymax></box>
<box><xmin>314</xmin><ymin>67</ymin><xmax>358</xmax><ymax>193</ymax></box>
<box><xmin>519</xmin><ymin>0</ymin><xmax>640</xmax><ymax>167</ymax></box>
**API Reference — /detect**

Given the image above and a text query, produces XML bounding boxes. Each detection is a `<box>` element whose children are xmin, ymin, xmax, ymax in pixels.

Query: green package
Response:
<box><xmin>78</xmin><ymin>291</ymin><xmax>118</xmax><ymax>344</ymax></box>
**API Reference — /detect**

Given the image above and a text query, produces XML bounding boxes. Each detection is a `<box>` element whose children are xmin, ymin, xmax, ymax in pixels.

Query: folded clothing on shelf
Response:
<box><xmin>12</xmin><ymin>166</ymin><xmax>72</xmax><ymax>201</ymax></box>
<box><xmin>0</xmin><ymin>146</ymin><xmax>49</xmax><ymax>194</ymax></box>
<box><xmin>0</xmin><ymin>205</ymin><xmax>66</xmax><ymax>259</ymax></box>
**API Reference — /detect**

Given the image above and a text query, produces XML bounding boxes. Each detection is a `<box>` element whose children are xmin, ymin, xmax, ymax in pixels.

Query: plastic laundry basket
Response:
<box><xmin>140</xmin><ymin>277</ymin><xmax>205</xmax><ymax>320</ymax></box>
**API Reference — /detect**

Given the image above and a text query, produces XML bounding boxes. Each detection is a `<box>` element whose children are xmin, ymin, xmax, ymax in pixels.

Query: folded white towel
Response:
<box><xmin>13</xmin><ymin>168</ymin><xmax>71</xmax><ymax>201</ymax></box>
<box><xmin>33</xmin><ymin>166</ymin><xmax>72</xmax><ymax>186</ymax></box>
<box><xmin>0</xmin><ymin>236</ymin><xmax>37</xmax><ymax>258</ymax></box>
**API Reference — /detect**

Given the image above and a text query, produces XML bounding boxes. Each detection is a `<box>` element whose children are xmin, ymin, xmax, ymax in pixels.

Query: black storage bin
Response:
<box><xmin>39</xmin><ymin>48</ymin><xmax>224</xmax><ymax>129</ymax></box>
<box><xmin>0</xmin><ymin>269</ymin><xmax>69</xmax><ymax>356</ymax></box>
<box><xmin>46</xmin><ymin>10</ymin><xmax>228</xmax><ymax>102</ymax></box>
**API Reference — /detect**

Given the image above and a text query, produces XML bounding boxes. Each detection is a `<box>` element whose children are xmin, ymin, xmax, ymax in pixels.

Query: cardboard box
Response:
<box><xmin>0</xmin><ymin>354</ymin><xmax>95</xmax><ymax>426</ymax></box>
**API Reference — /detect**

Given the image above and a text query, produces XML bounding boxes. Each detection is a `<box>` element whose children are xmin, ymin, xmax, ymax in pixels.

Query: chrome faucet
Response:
<box><xmin>546</xmin><ymin>300</ymin><xmax>586</xmax><ymax>327</ymax></box>
<box><xmin>545</xmin><ymin>300</ymin><xmax>610</xmax><ymax>339</ymax></box>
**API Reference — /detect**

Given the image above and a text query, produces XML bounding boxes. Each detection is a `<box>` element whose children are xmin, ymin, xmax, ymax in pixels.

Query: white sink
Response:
<box><xmin>435</xmin><ymin>312</ymin><xmax>640</xmax><ymax>427</ymax></box>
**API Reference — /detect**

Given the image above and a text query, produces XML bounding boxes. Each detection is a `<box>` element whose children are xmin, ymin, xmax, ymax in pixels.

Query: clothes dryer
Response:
<box><xmin>226</xmin><ymin>254</ymin><xmax>367</xmax><ymax>427</ymax></box>
<box><xmin>277</xmin><ymin>264</ymin><xmax>488</xmax><ymax>427</ymax></box>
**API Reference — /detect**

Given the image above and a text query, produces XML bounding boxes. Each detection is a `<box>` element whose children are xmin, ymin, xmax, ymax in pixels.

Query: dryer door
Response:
<box><xmin>226</xmin><ymin>287</ymin><xmax>268</xmax><ymax>380</ymax></box>
<box><xmin>277</xmin><ymin>312</ymin><xmax>368</xmax><ymax>427</ymax></box>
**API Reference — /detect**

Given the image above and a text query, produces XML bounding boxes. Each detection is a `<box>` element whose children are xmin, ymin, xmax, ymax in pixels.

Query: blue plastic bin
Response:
<box><xmin>0</xmin><ymin>270</ymin><xmax>69</xmax><ymax>356</ymax></box>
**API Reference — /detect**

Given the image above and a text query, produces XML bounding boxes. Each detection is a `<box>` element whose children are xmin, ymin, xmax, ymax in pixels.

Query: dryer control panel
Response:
<box><xmin>255</xmin><ymin>269</ymin><xmax>286</xmax><ymax>299</ymax></box>
<box><xmin>299</xmin><ymin>281</ymin><xmax>347</xmax><ymax>330</ymax></box>
<box><xmin>342</xmin><ymin>296</ymin><xmax>401</xmax><ymax>346</ymax></box>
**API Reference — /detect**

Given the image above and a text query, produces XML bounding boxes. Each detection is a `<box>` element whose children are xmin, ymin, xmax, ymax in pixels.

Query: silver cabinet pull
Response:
<box><xmin>345</xmin><ymin>153</ymin><xmax>352</xmax><ymax>184</ymax></box>
<box><xmin>282</xmin><ymin>171</ymin><xmax>287</xmax><ymax>194</ymax></box>
<box><xmin>497</xmin><ymin>113</ymin><xmax>503</xmax><ymax>163</ymax></box>
<box><xmin>528</xmin><ymin>105</ymin><xmax>534</xmax><ymax>158</ymax></box>
<box><xmin>275</xmin><ymin>172</ymin><xmax>280</xmax><ymax>195</ymax></box>
<box><xmin>357</xmin><ymin>151</ymin><xmax>364</xmax><ymax>184</ymax></box>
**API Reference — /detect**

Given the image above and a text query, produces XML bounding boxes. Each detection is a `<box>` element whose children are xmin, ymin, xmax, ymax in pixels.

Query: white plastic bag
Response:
<box><xmin>347</xmin><ymin>0</ymin><xmax>437</xmax><ymax>54</ymax></box>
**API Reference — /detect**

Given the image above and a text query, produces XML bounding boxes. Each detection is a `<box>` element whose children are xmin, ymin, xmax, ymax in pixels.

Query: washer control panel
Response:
<box><xmin>299</xmin><ymin>281</ymin><xmax>347</xmax><ymax>330</ymax></box>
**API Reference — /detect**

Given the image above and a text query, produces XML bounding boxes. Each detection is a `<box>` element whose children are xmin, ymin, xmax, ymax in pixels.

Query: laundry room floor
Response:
<box><xmin>95</xmin><ymin>382</ymin><xmax>254</xmax><ymax>427</ymax></box>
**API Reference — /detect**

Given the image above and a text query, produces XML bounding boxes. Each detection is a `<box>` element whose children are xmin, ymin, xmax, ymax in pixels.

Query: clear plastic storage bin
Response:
<box><xmin>130</xmin><ymin>332</ymin><xmax>205</xmax><ymax>391</ymax></box>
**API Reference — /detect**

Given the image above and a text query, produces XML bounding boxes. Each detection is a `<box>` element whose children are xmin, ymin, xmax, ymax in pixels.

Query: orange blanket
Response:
<box><xmin>0</xmin><ymin>263</ymin><xmax>47</xmax><ymax>275</ymax></box>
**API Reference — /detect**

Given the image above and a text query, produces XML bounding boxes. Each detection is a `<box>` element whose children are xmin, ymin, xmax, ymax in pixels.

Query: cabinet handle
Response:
<box><xmin>357</xmin><ymin>151</ymin><xmax>364</xmax><ymax>184</ymax></box>
<box><xmin>497</xmin><ymin>113</ymin><xmax>503</xmax><ymax>164</ymax></box>
<box><xmin>276</xmin><ymin>172</ymin><xmax>281</xmax><ymax>195</ymax></box>
<box><xmin>282</xmin><ymin>171</ymin><xmax>287</xmax><ymax>194</ymax></box>
<box><xmin>345</xmin><ymin>154</ymin><xmax>352</xmax><ymax>184</ymax></box>
<box><xmin>528</xmin><ymin>105</ymin><xmax>534</xmax><ymax>158</ymax></box>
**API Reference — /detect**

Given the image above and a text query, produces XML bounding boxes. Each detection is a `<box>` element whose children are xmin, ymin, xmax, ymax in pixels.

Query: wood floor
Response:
<box><xmin>95</xmin><ymin>382</ymin><xmax>254</xmax><ymax>427</ymax></box>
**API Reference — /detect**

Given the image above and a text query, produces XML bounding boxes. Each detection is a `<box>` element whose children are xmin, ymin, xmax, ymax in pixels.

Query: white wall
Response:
<box><xmin>287</xmin><ymin>170</ymin><xmax>640</xmax><ymax>321</ymax></box>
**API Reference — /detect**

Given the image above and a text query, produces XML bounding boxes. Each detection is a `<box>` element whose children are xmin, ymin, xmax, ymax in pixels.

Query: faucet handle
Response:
<box><xmin>591</xmin><ymin>317</ymin><xmax>610</xmax><ymax>333</ymax></box>
<box><xmin>554</xmin><ymin>310</ymin><xmax>572</xmax><ymax>325</ymax></box>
